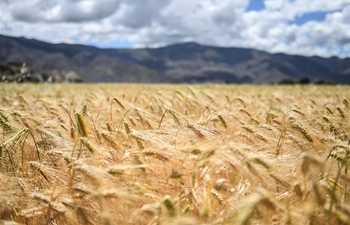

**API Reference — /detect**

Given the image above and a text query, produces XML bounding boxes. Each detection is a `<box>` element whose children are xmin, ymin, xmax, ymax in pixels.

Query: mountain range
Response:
<box><xmin>0</xmin><ymin>34</ymin><xmax>349</xmax><ymax>84</ymax></box>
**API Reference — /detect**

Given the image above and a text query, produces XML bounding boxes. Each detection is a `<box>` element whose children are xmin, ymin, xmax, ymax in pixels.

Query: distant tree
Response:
<box><xmin>278</xmin><ymin>78</ymin><xmax>295</xmax><ymax>84</ymax></box>
<box><xmin>299</xmin><ymin>77</ymin><xmax>310</xmax><ymax>84</ymax></box>
<box><xmin>315</xmin><ymin>79</ymin><xmax>336</xmax><ymax>85</ymax></box>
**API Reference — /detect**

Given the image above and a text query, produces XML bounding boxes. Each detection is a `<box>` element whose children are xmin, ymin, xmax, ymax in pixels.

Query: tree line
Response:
<box><xmin>277</xmin><ymin>77</ymin><xmax>336</xmax><ymax>85</ymax></box>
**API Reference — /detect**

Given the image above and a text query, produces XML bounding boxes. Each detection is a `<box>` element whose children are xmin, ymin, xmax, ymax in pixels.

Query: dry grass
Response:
<box><xmin>0</xmin><ymin>83</ymin><xmax>349</xmax><ymax>225</ymax></box>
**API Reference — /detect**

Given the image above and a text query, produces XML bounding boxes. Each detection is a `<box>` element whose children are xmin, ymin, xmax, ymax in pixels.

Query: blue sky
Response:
<box><xmin>292</xmin><ymin>11</ymin><xmax>328</xmax><ymax>25</ymax></box>
<box><xmin>86</xmin><ymin>39</ymin><xmax>135</xmax><ymax>49</ymax></box>
<box><xmin>246</xmin><ymin>0</ymin><xmax>265</xmax><ymax>12</ymax></box>
<box><xmin>0</xmin><ymin>0</ymin><xmax>349</xmax><ymax>58</ymax></box>
<box><xmin>246</xmin><ymin>0</ymin><xmax>334</xmax><ymax>26</ymax></box>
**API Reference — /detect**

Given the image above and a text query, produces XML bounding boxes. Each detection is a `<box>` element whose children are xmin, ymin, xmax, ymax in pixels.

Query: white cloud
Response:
<box><xmin>10</xmin><ymin>0</ymin><xmax>121</xmax><ymax>22</ymax></box>
<box><xmin>0</xmin><ymin>0</ymin><xmax>348</xmax><ymax>58</ymax></box>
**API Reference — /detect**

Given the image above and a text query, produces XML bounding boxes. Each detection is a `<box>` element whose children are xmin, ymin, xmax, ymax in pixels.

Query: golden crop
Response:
<box><xmin>0</xmin><ymin>84</ymin><xmax>349</xmax><ymax>225</ymax></box>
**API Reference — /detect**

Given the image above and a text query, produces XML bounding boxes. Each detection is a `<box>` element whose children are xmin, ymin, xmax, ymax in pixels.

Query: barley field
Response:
<box><xmin>0</xmin><ymin>84</ymin><xmax>349</xmax><ymax>225</ymax></box>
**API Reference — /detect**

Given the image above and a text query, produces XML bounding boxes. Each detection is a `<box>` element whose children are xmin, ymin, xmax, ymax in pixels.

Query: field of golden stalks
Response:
<box><xmin>0</xmin><ymin>84</ymin><xmax>349</xmax><ymax>225</ymax></box>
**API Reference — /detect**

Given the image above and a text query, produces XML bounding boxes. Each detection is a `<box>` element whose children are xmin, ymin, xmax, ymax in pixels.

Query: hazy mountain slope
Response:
<box><xmin>0</xmin><ymin>34</ymin><xmax>349</xmax><ymax>83</ymax></box>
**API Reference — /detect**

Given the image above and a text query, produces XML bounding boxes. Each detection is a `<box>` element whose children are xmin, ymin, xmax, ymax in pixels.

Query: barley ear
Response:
<box><xmin>80</xmin><ymin>104</ymin><xmax>88</xmax><ymax>116</ymax></box>
<box><xmin>291</xmin><ymin>122</ymin><xmax>313</xmax><ymax>143</ymax></box>
<box><xmin>336</xmin><ymin>106</ymin><xmax>345</xmax><ymax>119</ymax></box>
<box><xmin>113</xmin><ymin>97</ymin><xmax>125</xmax><ymax>109</ymax></box>
<box><xmin>163</xmin><ymin>195</ymin><xmax>177</xmax><ymax>218</ymax></box>
<box><xmin>234</xmin><ymin>189</ymin><xmax>277</xmax><ymax>225</ymax></box>
<box><xmin>80</xmin><ymin>138</ymin><xmax>96</xmax><ymax>154</ymax></box>
<box><xmin>124</xmin><ymin>122</ymin><xmax>131</xmax><ymax>135</ymax></box>
<box><xmin>187</xmin><ymin>124</ymin><xmax>205</xmax><ymax>139</ymax></box>
<box><xmin>75</xmin><ymin>112</ymin><xmax>88</xmax><ymax>137</ymax></box>
<box><xmin>218</xmin><ymin>114</ymin><xmax>227</xmax><ymax>129</ymax></box>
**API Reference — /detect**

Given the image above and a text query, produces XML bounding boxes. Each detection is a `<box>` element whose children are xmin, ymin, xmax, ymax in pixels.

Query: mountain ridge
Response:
<box><xmin>0</xmin><ymin>34</ymin><xmax>349</xmax><ymax>84</ymax></box>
